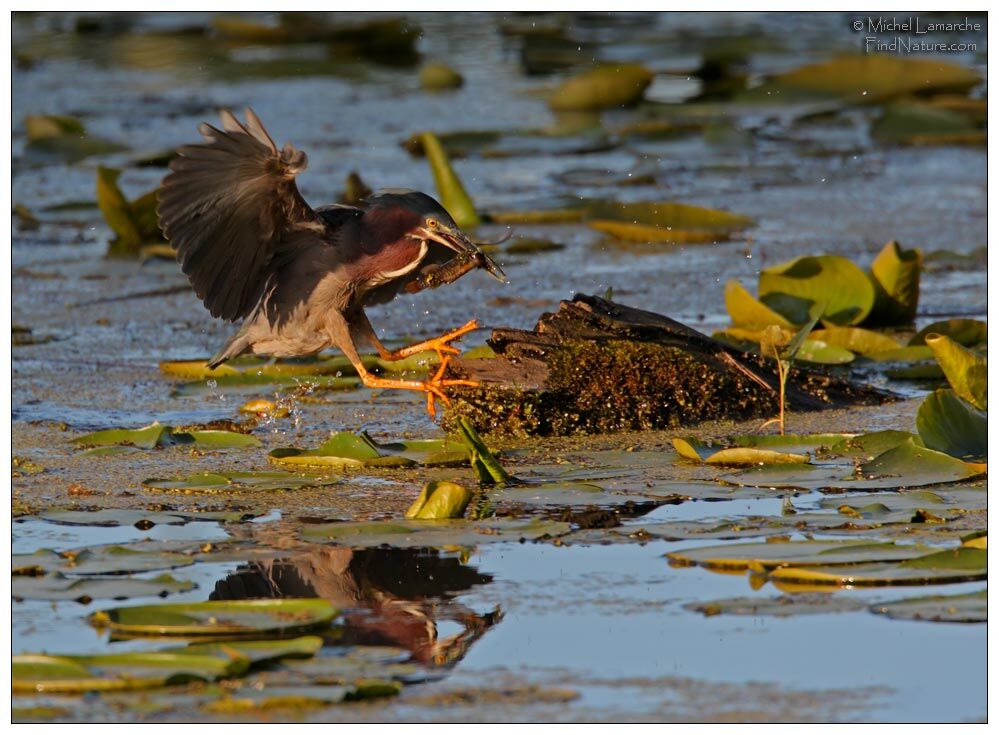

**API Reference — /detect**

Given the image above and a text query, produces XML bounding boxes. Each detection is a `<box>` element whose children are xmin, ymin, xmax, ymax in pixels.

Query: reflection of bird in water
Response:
<box><xmin>210</xmin><ymin>546</ymin><xmax>500</xmax><ymax>666</ymax></box>
<box><xmin>157</xmin><ymin>109</ymin><xmax>506</xmax><ymax>417</ymax></box>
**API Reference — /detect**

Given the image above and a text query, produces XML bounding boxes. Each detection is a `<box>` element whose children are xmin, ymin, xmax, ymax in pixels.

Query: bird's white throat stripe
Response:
<box><xmin>369</xmin><ymin>240</ymin><xmax>428</xmax><ymax>286</ymax></box>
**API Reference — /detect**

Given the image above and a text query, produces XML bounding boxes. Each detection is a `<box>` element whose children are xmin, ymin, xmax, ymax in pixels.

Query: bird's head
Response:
<box><xmin>365</xmin><ymin>190</ymin><xmax>506</xmax><ymax>283</ymax></box>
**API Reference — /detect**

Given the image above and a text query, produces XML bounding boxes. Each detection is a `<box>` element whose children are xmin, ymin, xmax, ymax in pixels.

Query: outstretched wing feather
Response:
<box><xmin>158</xmin><ymin>108</ymin><xmax>320</xmax><ymax>322</ymax></box>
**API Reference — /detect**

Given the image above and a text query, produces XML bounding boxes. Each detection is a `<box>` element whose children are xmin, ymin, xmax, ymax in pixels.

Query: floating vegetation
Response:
<box><xmin>96</xmin><ymin>167</ymin><xmax>165</xmax><ymax>257</ymax></box>
<box><xmin>301</xmin><ymin>518</ymin><xmax>572</xmax><ymax>548</ymax></box>
<box><xmin>420</xmin><ymin>61</ymin><xmax>464</xmax><ymax>90</ymax></box>
<box><xmin>73</xmin><ymin>422</ymin><xmax>260</xmax><ymax>451</ymax></box>
<box><xmin>870</xmin><ymin>590</ymin><xmax>987</xmax><ymax>623</ymax></box>
<box><xmin>143</xmin><ymin>470</ymin><xmax>338</xmax><ymax>494</ymax></box>
<box><xmin>13</xmin><ymin>546</ymin><xmax>194</xmax><ymax>576</ymax></box>
<box><xmin>405</xmin><ymin>480</ymin><xmax>475</xmax><ymax>520</ymax></box>
<box><xmin>269</xmin><ymin>430</ymin><xmax>469</xmax><ymax>469</ymax></box>
<box><xmin>548</xmin><ymin>63</ymin><xmax>653</xmax><ymax>111</ymax></box>
<box><xmin>12</xmin><ymin>572</ymin><xmax>194</xmax><ymax>602</ymax></box>
<box><xmin>23</xmin><ymin>114</ymin><xmax>127</xmax><ymax>163</ymax></box>
<box><xmin>420</xmin><ymin>131</ymin><xmax>480</xmax><ymax>230</ymax></box>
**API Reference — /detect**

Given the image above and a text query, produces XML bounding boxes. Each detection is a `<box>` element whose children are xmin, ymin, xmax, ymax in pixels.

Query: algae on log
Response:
<box><xmin>441</xmin><ymin>294</ymin><xmax>893</xmax><ymax>436</ymax></box>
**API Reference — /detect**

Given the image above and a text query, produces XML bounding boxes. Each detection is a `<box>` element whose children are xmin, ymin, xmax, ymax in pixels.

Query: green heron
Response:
<box><xmin>157</xmin><ymin>109</ymin><xmax>504</xmax><ymax>417</ymax></box>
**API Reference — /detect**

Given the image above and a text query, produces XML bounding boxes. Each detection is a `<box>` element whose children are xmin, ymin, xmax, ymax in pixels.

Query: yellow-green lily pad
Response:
<box><xmin>916</xmin><ymin>389</ymin><xmax>988</xmax><ymax>462</ymax></box>
<box><xmin>924</xmin><ymin>333</ymin><xmax>987</xmax><ymax>409</ymax></box>
<box><xmin>143</xmin><ymin>470</ymin><xmax>339</xmax><ymax>493</ymax></box>
<box><xmin>769</xmin><ymin>547</ymin><xmax>986</xmax><ymax>587</ymax></box>
<box><xmin>301</xmin><ymin>518</ymin><xmax>571</xmax><ymax>548</ymax></box>
<box><xmin>12</xmin><ymin>572</ymin><xmax>194</xmax><ymax>602</ymax></box>
<box><xmin>405</xmin><ymin>480</ymin><xmax>474</xmax><ymax>520</ymax></box>
<box><xmin>870</xmin><ymin>590</ymin><xmax>986</xmax><ymax>623</ymax></box>
<box><xmin>910</xmin><ymin>318</ymin><xmax>987</xmax><ymax>347</ymax></box>
<box><xmin>269</xmin><ymin>431</ymin><xmax>468</xmax><ymax>469</ymax></box>
<box><xmin>90</xmin><ymin>599</ymin><xmax>338</xmax><ymax>637</ymax></box>
<box><xmin>548</xmin><ymin>63</ymin><xmax>653</xmax><ymax>111</ymax></box>
<box><xmin>758</xmin><ymin>254</ymin><xmax>876</xmax><ymax>326</ymax></box>
<box><xmin>808</xmin><ymin>327</ymin><xmax>902</xmax><ymax>357</ymax></box>
<box><xmin>13</xmin><ymin>546</ymin><xmax>194</xmax><ymax>576</ymax></box>
<box><xmin>667</xmin><ymin>539</ymin><xmax>935</xmax><ymax>571</ymax></box>
<box><xmin>724</xmin><ymin>279</ymin><xmax>793</xmax><ymax>329</ymax></box>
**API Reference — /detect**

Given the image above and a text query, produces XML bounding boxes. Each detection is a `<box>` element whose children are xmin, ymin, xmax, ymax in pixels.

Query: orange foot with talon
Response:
<box><xmin>382</xmin><ymin>319</ymin><xmax>480</xmax><ymax>363</ymax></box>
<box><xmin>354</xmin><ymin>354</ymin><xmax>479</xmax><ymax>419</ymax></box>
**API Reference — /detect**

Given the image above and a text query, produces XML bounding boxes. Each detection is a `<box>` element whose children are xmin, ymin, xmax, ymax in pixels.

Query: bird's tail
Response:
<box><xmin>208</xmin><ymin>326</ymin><xmax>251</xmax><ymax>369</ymax></box>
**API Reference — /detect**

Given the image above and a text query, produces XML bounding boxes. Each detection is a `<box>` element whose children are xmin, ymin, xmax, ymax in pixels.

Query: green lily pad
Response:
<box><xmin>860</xmin><ymin>437</ymin><xmax>985</xmax><ymax>483</ymax></box>
<box><xmin>420</xmin><ymin>61</ymin><xmax>463</xmax><ymax>90</ymax></box>
<box><xmin>769</xmin><ymin>547</ymin><xmax>986</xmax><ymax>587</ymax></box>
<box><xmin>143</xmin><ymin>470</ymin><xmax>339</xmax><ymax>493</ymax></box>
<box><xmin>924</xmin><ymin>333</ymin><xmax>987</xmax><ymax>409</ymax></box>
<box><xmin>13</xmin><ymin>546</ymin><xmax>194</xmax><ymax>576</ymax></box>
<box><xmin>73</xmin><ymin>422</ymin><xmax>260</xmax><ymax>450</ymax></box>
<box><xmin>490</xmin><ymin>481</ymin><xmax>651</xmax><ymax>508</ymax></box>
<box><xmin>96</xmin><ymin>167</ymin><xmax>164</xmax><ymax>256</ymax></box>
<box><xmin>732</xmin><ymin>433</ymin><xmax>852</xmax><ymax>455</ymax></box>
<box><xmin>866</xmin><ymin>240</ymin><xmax>922</xmax><ymax>325</ymax></box>
<box><xmin>13</xmin><ymin>651</ymin><xmax>242</xmax><ymax>694</ymax></box>
<box><xmin>685</xmin><ymin>594</ymin><xmax>866</xmax><ymax>618</ymax></box>
<box><xmin>672</xmin><ymin>437</ymin><xmax>711</xmax><ymax>461</ymax></box>
<box><xmin>24</xmin><ymin>116</ymin><xmax>127</xmax><ymax>164</ymax></box>
<box><xmin>405</xmin><ymin>480</ymin><xmax>474</xmax><ymax>520</ymax></box>
<box><xmin>870</xmin><ymin>590</ymin><xmax>986</xmax><ymax>623</ymax></box>
<box><xmin>808</xmin><ymin>327</ymin><xmax>901</xmax><ymax>357</ymax></box>
<box><xmin>872</xmin><ymin>102</ymin><xmax>981</xmax><ymax>146</ymax></box>
<box><xmin>794</xmin><ymin>339</ymin><xmax>856</xmax><ymax>365</ymax></box>
<box><xmin>587</xmin><ymin>200</ymin><xmax>753</xmax><ymax>233</ymax></box>
<box><xmin>704</xmin><ymin>448</ymin><xmax>811</xmax><ymax>467</ymax></box>
<box><xmin>269</xmin><ymin>431</ymin><xmax>468</xmax><ymax>469</ymax></box>
<box><xmin>916</xmin><ymin>390</ymin><xmax>988</xmax><ymax>462</ymax></box>
<box><xmin>724</xmin><ymin>279</ymin><xmax>793</xmax><ymax>329</ymax></box>
<box><xmin>172</xmin><ymin>636</ymin><xmax>323</xmax><ymax>665</ymax></box>
<box><xmin>758</xmin><ymin>255</ymin><xmax>876</xmax><ymax>326</ymax></box>
<box><xmin>90</xmin><ymin>599</ymin><xmax>338</xmax><ymax>637</ymax></box>
<box><xmin>548</xmin><ymin>63</ymin><xmax>653</xmax><ymax>111</ymax></box>
<box><xmin>667</xmin><ymin>539</ymin><xmax>935</xmax><ymax>571</ymax></box>
<box><xmin>866</xmin><ymin>345</ymin><xmax>936</xmax><ymax>363</ymax></box>
<box><xmin>12</xmin><ymin>572</ymin><xmax>194</xmax><ymax>602</ymax></box>
<box><xmin>910</xmin><ymin>319</ymin><xmax>987</xmax><ymax>347</ymax></box>
<box><xmin>39</xmin><ymin>509</ymin><xmax>189</xmax><ymax>527</ymax></box>
<box><xmin>828</xmin><ymin>430</ymin><xmax>921</xmax><ymax>459</ymax></box>
<box><xmin>420</xmin><ymin>131</ymin><xmax>479</xmax><ymax>230</ymax></box>
<box><xmin>301</xmin><ymin>518</ymin><xmax>571</xmax><ymax>548</ymax></box>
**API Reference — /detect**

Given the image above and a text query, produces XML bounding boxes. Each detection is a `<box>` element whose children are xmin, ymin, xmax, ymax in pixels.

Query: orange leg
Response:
<box><xmin>377</xmin><ymin>319</ymin><xmax>480</xmax><ymax>362</ymax></box>
<box><xmin>354</xmin><ymin>355</ymin><xmax>478</xmax><ymax>418</ymax></box>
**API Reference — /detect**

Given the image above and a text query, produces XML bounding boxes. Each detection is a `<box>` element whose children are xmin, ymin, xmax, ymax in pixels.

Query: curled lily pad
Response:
<box><xmin>866</xmin><ymin>345</ymin><xmax>936</xmax><ymax>363</ymax></box>
<box><xmin>731</xmin><ymin>433</ymin><xmax>851</xmax><ymax>455</ymax></box>
<box><xmin>870</xmin><ymin>590</ymin><xmax>986</xmax><ymax>623</ymax></box>
<box><xmin>758</xmin><ymin>255</ymin><xmax>875</xmax><ymax>326</ymax></box>
<box><xmin>548</xmin><ymin>63</ymin><xmax>653</xmax><ymax>111</ymax></box>
<box><xmin>867</xmin><ymin>240</ymin><xmax>922</xmax><ymax>325</ymax></box>
<box><xmin>405</xmin><ymin>480</ymin><xmax>474</xmax><ymax>520</ymax></box>
<box><xmin>74</xmin><ymin>422</ymin><xmax>173</xmax><ymax>449</ymax></box>
<box><xmin>420</xmin><ymin>131</ymin><xmax>479</xmax><ymax>230</ymax></box>
<box><xmin>301</xmin><ymin>518</ymin><xmax>571</xmax><ymax>548</ymax></box>
<box><xmin>910</xmin><ymin>319</ymin><xmax>987</xmax><ymax>347</ymax></box>
<box><xmin>686</xmin><ymin>594</ymin><xmax>866</xmax><ymax>618</ymax></box>
<box><xmin>12</xmin><ymin>572</ymin><xmax>194</xmax><ymax>602</ymax></box>
<box><xmin>13</xmin><ymin>652</ymin><xmax>241</xmax><ymax>694</ymax></box>
<box><xmin>667</xmin><ymin>539</ymin><xmax>935</xmax><ymax>571</ymax></box>
<box><xmin>13</xmin><ymin>546</ymin><xmax>194</xmax><ymax>576</ymax></box>
<box><xmin>808</xmin><ymin>327</ymin><xmax>901</xmax><ymax>357</ymax></box>
<box><xmin>96</xmin><ymin>167</ymin><xmax>163</xmax><ymax>256</ymax></box>
<box><xmin>456</xmin><ymin>417</ymin><xmax>511</xmax><ymax>484</ymax></box>
<box><xmin>90</xmin><ymin>599</ymin><xmax>338</xmax><ymax>637</ymax></box>
<box><xmin>672</xmin><ymin>437</ymin><xmax>710</xmax><ymax>462</ymax></box>
<box><xmin>269</xmin><ymin>431</ymin><xmax>468</xmax><ymax>469</ymax></box>
<box><xmin>143</xmin><ymin>470</ymin><xmax>338</xmax><ymax>493</ymax></box>
<box><xmin>769</xmin><ymin>547</ymin><xmax>986</xmax><ymax>588</ymax></box>
<box><xmin>724</xmin><ymin>280</ymin><xmax>793</xmax><ymax>329</ymax></box>
<box><xmin>916</xmin><ymin>390</ymin><xmax>988</xmax><ymax>462</ymax></box>
<box><xmin>924</xmin><ymin>333</ymin><xmax>987</xmax><ymax>409</ymax></box>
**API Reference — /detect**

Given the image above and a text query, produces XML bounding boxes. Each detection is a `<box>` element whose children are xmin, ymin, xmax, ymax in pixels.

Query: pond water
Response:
<box><xmin>11</xmin><ymin>11</ymin><xmax>987</xmax><ymax>723</ymax></box>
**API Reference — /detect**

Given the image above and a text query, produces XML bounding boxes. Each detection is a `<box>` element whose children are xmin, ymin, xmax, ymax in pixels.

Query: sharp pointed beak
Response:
<box><xmin>420</xmin><ymin>226</ymin><xmax>508</xmax><ymax>284</ymax></box>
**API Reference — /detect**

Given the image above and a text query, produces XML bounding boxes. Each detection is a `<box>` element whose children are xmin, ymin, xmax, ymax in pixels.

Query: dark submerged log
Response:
<box><xmin>443</xmin><ymin>293</ymin><xmax>895</xmax><ymax>436</ymax></box>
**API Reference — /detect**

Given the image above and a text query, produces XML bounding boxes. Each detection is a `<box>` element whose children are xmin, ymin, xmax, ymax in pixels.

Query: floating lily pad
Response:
<box><xmin>90</xmin><ymin>599</ymin><xmax>338</xmax><ymax>637</ymax></box>
<box><xmin>12</xmin><ymin>572</ymin><xmax>194</xmax><ymax>602</ymax></box>
<box><xmin>742</xmin><ymin>54</ymin><xmax>980</xmax><ymax>104</ymax></box>
<box><xmin>704</xmin><ymin>448</ymin><xmax>811</xmax><ymax>467</ymax></box>
<box><xmin>758</xmin><ymin>255</ymin><xmax>875</xmax><ymax>326</ymax></box>
<box><xmin>808</xmin><ymin>327</ymin><xmax>901</xmax><ymax>357</ymax></box>
<box><xmin>769</xmin><ymin>547</ymin><xmax>986</xmax><ymax>587</ymax></box>
<box><xmin>587</xmin><ymin>200</ymin><xmax>753</xmax><ymax>234</ymax></box>
<box><xmin>73</xmin><ymin>422</ymin><xmax>260</xmax><ymax>450</ymax></box>
<box><xmin>667</xmin><ymin>539</ymin><xmax>935</xmax><ymax>571</ymax></box>
<box><xmin>172</xmin><ymin>636</ymin><xmax>323</xmax><ymax>665</ymax></box>
<box><xmin>589</xmin><ymin>220</ymin><xmax>727</xmax><ymax>245</ymax></box>
<box><xmin>724</xmin><ymin>280</ymin><xmax>793</xmax><ymax>329</ymax></box>
<box><xmin>420</xmin><ymin>61</ymin><xmax>463</xmax><ymax>90</ymax></box>
<box><xmin>685</xmin><ymin>594</ymin><xmax>866</xmax><ymax>617</ymax></box>
<box><xmin>910</xmin><ymin>319</ymin><xmax>987</xmax><ymax>347</ymax></box>
<box><xmin>269</xmin><ymin>431</ymin><xmax>468</xmax><ymax>469</ymax></box>
<box><xmin>143</xmin><ymin>470</ymin><xmax>339</xmax><ymax>493</ymax></box>
<box><xmin>872</xmin><ymin>103</ymin><xmax>981</xmax><ymax>146</ymax></box>
<box><xmin>420</xmin><ymin>131</ymin><xmax>479</xmax><ymax>230</ymax></box>
<box><xmin>96</xmin><ymin>167</ymin><xmax>164</xmax><ymax>256</ymax></box>
<box><xmin>456</xmin><ymin>417</ymin><xmax>511</xmax><ymax>484</ymax></box>
<box><xmin>794</xmin><ymin>340</ymin><xmax>856</xmax><ymax>365</ymax></box>
<box><xmin>301</xmin><ymin>518</ymin><xmax>571</xmax><ymax>548</ymax></box>
<box><xmin>924</xmin><ymin>334</ymin><xmax>987</xmax><ymax>409</ymax></box>
<box><xmin>863</xmin><ymin>435</ymin><xmax>985</xmax><ymax>482</ymax></box>
<box><xmin>732</xmin><ymin>433</ymin><xmax>851</xmax><ymax>455</ymax></box>
<box><xmin>489</xmin><ymin>481</ymin><xmax>651</xmax><ymax>508</ymax></box>
<box><xmin>548</xmin><ymin>63</ymin><xmax>653</xmax><ymax>111</ymax></box>
<box><xmin>916</xmin><ymin>390</ymin><xmax>988</xmax><ymax>462</ymax></box>
<box><xmin>39</xmin><ymin>509</ymin><xmax>189</xmax><ymax>527</ymax></box>
<box><xmin>405</xmin><ymin>480</ymin><xmax>474</xmax><ymax>520</ymax></box>
<box><xmin>23</xmin><ymin>116</ymin><xmax>127</xmax><ymax>164</ymax></box>
<box><xmin>870</xmin><ymin>590</ymin><xmax>986</xmax><ymax>623</ymax></box>
<box><xmin>13</xmin><ymin>546</ymin><xmax>194</xmax><ymax>576</ymax></box>
<box><xmin>12</xmin><ymin>651</ymin><xmax>241</xmax><ymax>694</ymax></box>
<box><xmin>866</xmin><ymin>345</ymin><xmax>936</xmax><ymax>363</ymax></box>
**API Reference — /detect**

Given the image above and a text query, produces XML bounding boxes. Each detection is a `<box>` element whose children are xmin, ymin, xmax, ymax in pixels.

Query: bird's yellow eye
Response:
<box><xmin>426</xmin><ymin>218</ymin><xmax>438</xmax><ymax>229</ymax></box>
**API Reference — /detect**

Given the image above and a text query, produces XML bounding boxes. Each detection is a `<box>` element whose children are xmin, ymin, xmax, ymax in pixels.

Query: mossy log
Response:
<box><xmin>442</xmin><ymin>294</ymin><xmax>894</xmax><ymax>436</ymax></box>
